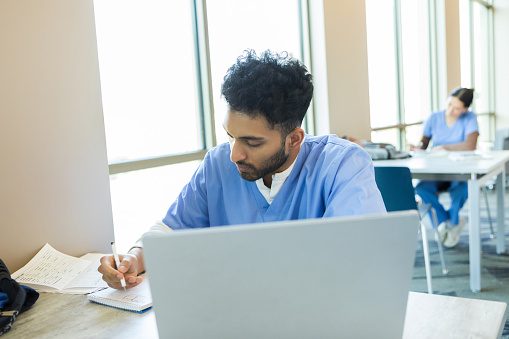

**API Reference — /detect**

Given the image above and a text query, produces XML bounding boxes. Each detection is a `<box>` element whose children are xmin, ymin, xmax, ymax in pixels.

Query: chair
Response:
<box><xmin>494</xmin><ymin>128</ymin><xmax>509</xmax><ymax>171</ymax></box>
<box><xmin>481</xmin><ymin>128</ymin><xmax>509</xmax><ymax>238</ymax></box>
<box><xmin>374</xmin><ymin>166</ymin><xmax>448</xmax><ymax>294</ymax></box>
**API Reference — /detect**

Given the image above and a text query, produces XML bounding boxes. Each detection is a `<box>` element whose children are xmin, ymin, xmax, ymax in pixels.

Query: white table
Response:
<box><xmin>402</xmin><ymin>292</ymin><xmax>508</xmax><ymax>338</ymax></box>
<box><xmin>374</xmin><ymin>150</ymin><xmax>509</xmax><ymax>292</ymax></box>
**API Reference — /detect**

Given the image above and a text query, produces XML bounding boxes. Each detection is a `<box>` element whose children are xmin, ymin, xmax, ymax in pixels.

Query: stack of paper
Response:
<box><xmin>12</xmin><ymin>243</ymin><xmax>108</xmax><ymax>294</ymax></box>
<box><xmin>448</xmin><ymin>151</ymin><xmax>493</xmax><ymax>161</ymax></box>
<box><xmin>411</xmin><ymin>149</ymin><xmax>449</xmax><ymax>158</ymax></box>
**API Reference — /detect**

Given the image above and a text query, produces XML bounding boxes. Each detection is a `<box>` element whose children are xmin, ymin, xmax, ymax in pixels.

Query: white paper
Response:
<box><xmin>448</xmin><ymin>151</ymin><xmax>493</xmax><ymax>161</ymax></box>
<box><xmin>37</xmin><ymin>253</ymin><xmax>108</xmax><ymax>294</ymax></box>
<box><xmin>411</xmin><ymin>150</ymin><xmax>449</xmax><ymax>158</ymax></box>
<box><xmin>71</xmin><ymin>253</ymin><xmax>108</xmax><ymax>288</ymax></box>
<box><xmin>12</xmin><ymin>244</ymin><xmax>108</xmax><ymax>293</ymax></box>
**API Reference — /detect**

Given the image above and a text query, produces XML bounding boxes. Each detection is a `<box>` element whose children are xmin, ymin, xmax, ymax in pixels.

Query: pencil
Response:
<box><xmin>111</xmin><ymin>241</ymin><xmax>127</xmax><ymax>291</ymax></box>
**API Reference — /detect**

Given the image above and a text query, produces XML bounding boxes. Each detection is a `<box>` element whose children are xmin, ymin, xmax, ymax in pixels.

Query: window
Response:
<box><xmin>365</xmin><ymin>0</ymin><xmax>431</xmax><ymax>149</ymax></box>
<box><xmin>94</xmin><ymin>1</ymin><xmax>202</xmax><ymax>162</ymax></box>
<box><xmin>365</xmin><ymin>0</ymin><xmax>398</xmax><ymax>131</ymax></box>
<box><xmin>94</xmin><ymin>0</ymin><xmax>309</xmax><ymax>251</ymax></box>
<box><xmin>400</xmin><ymin>1</ymin><xmax>432</xmax><ymax>126</ymax></box>
<box><xmin>94</xmin><ymin>0</ymin><xmax>203</xmax><ymax>251</ymax></box>
<box><xmin>459</xmin><ymin>0</ymin><xmax>494</xmax><ymax>143</ymax></box>
<box><xmin>206</xmin><ymin>0</ymin><xmax>308</xmax><ymax>145</ymax></box>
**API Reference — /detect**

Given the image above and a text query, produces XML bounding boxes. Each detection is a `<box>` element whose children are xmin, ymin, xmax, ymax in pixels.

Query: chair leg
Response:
<box><xmin>481</xmin><ymin>186</ymin><xmax>495</xmax><ymax>239</ymax></box>
<box><xmin>430</xmin><ymin>208</ymin><xmax>449</xmax><ymax>275</ymax></box>
<box><xmin>420</xmin><ymin>222</ymin><xmax>433</xmax><ymax>294</ymax></box>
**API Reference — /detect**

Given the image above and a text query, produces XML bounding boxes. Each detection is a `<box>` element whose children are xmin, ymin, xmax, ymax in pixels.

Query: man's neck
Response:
<box><xmin>262</xmin><ymin>151</ymin><xmax>300</xmax><ymax>188</ymax></box>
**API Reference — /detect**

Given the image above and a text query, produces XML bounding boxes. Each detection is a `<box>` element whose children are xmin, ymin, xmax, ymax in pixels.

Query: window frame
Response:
<box><xmin>106</xmin><ymin>0</ymin><xmax>313</xmax><ymax>175</ymax></box>
<box><xmin>108</xmin><ymin>0</ymin><xmax>315</xmax><ymax>175</ymax></box>
<box><xmin>367</xmin><ymin>0</ymin><xmax>431</xmax><ymax>149</ymax></box>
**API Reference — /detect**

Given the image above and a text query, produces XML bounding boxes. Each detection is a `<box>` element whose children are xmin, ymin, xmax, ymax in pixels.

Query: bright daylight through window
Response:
<box><xmin>93</xmin><ymin>0</ymin><xmax>305</xmax><ymax>251</ymax></box>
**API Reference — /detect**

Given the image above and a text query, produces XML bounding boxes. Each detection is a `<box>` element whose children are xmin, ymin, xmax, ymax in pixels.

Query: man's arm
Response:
<box><xmin>132</xmin><ymin>220</ymin><xmax>174</xmax><ymax>248</ymax></box>
<box><xmin>98</xmin><ymin>150</ymin><xmax>214</xmax><ymax>289</ymax></box>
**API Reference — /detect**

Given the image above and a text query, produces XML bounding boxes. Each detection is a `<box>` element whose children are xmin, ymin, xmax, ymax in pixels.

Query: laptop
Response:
<box><xmin>143</xmin><ymin>210</ymin><xmax>419</xmax><ymax>339</ymax></box>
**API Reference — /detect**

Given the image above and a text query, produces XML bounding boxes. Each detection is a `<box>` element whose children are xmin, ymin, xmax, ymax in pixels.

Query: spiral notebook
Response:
<box><xmin>87</xmin><ymin>275</ymin><xmax>152</xmax><ymax>313</ymax></box>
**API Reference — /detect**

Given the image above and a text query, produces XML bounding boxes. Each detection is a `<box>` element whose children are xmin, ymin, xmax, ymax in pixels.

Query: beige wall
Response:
<box><xmin>445</xmin><ymin>0</ymin><xmax>462</xmax><ymax>93</ymax></box>
<box><xmin>309</xmin><ymin>0</ymin><xmax>372</xmax><ymax>140</ymax></box>
<box><xmin>0</xmin><ymin>0</ymin><xmax>114</xmax><ymax>272</ymax></box>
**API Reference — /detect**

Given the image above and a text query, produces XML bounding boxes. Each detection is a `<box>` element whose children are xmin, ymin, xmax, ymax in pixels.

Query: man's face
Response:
<box><xmin>223</xmin><ymin>110</ymin><xmax>289</xmax><ymax>181</ymax></box>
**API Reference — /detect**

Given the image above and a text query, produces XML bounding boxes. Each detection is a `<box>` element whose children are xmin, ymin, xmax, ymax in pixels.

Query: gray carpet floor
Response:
<box><xmin>410</xmin><ymin>185</ymin><xmax>509</xmax><ymax>337</ymax></box>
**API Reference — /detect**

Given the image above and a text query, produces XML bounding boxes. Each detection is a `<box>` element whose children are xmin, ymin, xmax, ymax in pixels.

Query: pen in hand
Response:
<box><xmin>111</xmin><ymin>241</ymin><xmax>127</xmax><ymax>291</ymax></box>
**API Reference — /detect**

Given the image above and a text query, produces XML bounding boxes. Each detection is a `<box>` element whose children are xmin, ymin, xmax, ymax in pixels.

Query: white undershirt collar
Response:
<box><xmin>255</xmin><ymin>157</ymin><xmax>297</xmax><ymax>204</ymax></box>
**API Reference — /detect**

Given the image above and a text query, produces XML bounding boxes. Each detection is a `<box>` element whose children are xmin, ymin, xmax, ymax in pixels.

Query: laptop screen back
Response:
<box><xmin>143</xmin><ymin>211</ymin><xmax>419</xmax><ymax>339</ymax></box>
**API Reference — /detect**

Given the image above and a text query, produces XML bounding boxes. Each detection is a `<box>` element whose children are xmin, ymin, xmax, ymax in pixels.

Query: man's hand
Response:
<box><xmin>98</xmin><ymin>253</ymin><xmax>143</xmax><ymax>290</ymax></box>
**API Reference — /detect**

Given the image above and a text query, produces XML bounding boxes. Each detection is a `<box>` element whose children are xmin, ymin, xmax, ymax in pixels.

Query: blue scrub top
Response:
<box><xmin>422</xmin><ymin>110</ymin><xmax>479</xmax><ymax>147</ymax></box>
<box><xmin>163</xmin><ymin>134</ymin><xmax>386</xmax><ymax>229</ymax></box>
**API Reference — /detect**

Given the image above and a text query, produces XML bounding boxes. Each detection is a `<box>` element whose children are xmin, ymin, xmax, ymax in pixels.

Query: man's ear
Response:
<box><xmin>286</xmin><ymin>128</ymin><xmax>305</xmax><ymax>149</ymax></box>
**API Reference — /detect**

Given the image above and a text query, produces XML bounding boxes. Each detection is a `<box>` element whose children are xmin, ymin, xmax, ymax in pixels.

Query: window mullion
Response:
<box><xmin>487</xmin><ymin>4</ymin><xmax>494</xmax><ymax>114</ymax></box>
<box><xmin>108</xmin><ymin>150</ymin><xmax>208</xmax><ymax>175</ymax></box>
<box><xmin>298</xmin><ymin>0</ymin><xmax>315</xmax><ymax>135</ymax></box>
<box><xmin>394</xmin><ymin>0</ymin><xmax>405</xmax><ymax>149</ymax></box>
<box><xmin>192</xmin><ymin>0</ymin><xmax>216</xmax><ymax>150</ymax></box>
<box><xmin>428</xmin><ymin>0</ymin><xmax>439</xmax><ymax>112</ymax></box>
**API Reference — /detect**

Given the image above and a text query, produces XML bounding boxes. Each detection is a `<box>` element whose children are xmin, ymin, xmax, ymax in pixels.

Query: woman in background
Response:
<box><xmin>412</xmin><ymin>87</ymin><xmax>478</xmax><ymax>248</ymax></box>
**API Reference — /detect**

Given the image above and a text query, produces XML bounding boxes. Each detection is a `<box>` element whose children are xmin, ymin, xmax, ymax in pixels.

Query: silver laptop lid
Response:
<box><xmin>143</xmin><ymin>211</ymin><xmax>419</xmax><ymax>339</ymax></box>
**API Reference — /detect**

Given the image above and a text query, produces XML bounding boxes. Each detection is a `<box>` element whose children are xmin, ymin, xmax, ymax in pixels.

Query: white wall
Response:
<box><xmin>309</xmin><ymin>0</ymin><xmax>372</xmax><ymax>140</ymax></box>
<box><xmin>494</xmin><ymin>0</ymin><xmax>509</xmax><ymax>129</ymax></box>
<box><xmin>0</xmin><ymin>0</ymin><xmax>114</xmax><ymax>271</ymax></box>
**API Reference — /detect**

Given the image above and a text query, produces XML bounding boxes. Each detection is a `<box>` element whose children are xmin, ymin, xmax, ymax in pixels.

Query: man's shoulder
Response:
<box><xmin>294</xmin><ymin>134</ymin><xmax>374</xmax><ymax>188</ymax></box>
<box><xmin>303</xmin><ymin>134</ymin><xmax>348</xmax><ymax>148</ymax></box>
<box><xmin>207</xmin><ymin>142</ymin><xmax>231</xmax><ymax>156</ymax></box>
<box><xmin>202</xmin><ymin>143</ymin><xmax>234</xmax><ymax>170</ymax></box>
<box><xmin>300</xmin><ymin>134</ymin><xmax>369</xmax><ymax>164</ymax></box>
<box><xmin>302</xmin><ymin>134</ymin><xmax>361</xmax><ymax>153</ymax></box>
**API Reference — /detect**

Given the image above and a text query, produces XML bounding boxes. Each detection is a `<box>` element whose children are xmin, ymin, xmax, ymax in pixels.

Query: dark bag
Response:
<box><xmin>0</xmin><ymin>259</ymin><xmax>39</xmax><ymax>335</ymax></box>
<box><xmin>364</xmin><ymin>142</ymin><xmax>411</xmax><ymax>160</ymax></box>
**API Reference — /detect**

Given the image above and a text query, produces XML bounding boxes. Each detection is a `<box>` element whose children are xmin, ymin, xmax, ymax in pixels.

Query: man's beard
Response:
<box><xmin>236</xmin><ymin>144</ymin><xmax>289</xmax><ymax>182</ymax></box>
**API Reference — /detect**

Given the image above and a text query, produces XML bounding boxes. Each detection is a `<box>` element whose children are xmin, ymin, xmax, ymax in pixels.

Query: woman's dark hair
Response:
<box><xmin>220</xmin><ymin>49</ymin><xmax>313</xmax><ymax>136</ymax></box>
<box><xmin>449</xmin><ymin>87</ymin><xmax>475</xmax><ymax>108</ymax></box>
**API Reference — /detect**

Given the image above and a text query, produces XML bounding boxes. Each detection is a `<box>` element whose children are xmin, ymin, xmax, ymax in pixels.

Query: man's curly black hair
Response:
<box><xmin>221</xmin><ymin>49</ymin><xmax>313</xmax><ymax>136</ymax></box>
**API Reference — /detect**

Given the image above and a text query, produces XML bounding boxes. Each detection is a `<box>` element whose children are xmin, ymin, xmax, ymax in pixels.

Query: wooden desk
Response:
<box><xmin>374</xmin><ymin>150</ymin><xmax>509</xmax><ymax>292</ymax></box>
<box><xmin>3</xmin><ymin>291</ymin><xmax>507</xmax><ymax>338</ymax></box>
<box><xmin>3</xmin><ymin>292</ymin><xmax>158</xmax><ymax>339</ymax></box>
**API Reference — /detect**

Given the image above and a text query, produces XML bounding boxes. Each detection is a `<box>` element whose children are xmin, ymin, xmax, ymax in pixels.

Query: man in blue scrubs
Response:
<box><xmin>99</xmin><ymin>50</ymin><xmax>386</xmax><ymax>289</ymax></box>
